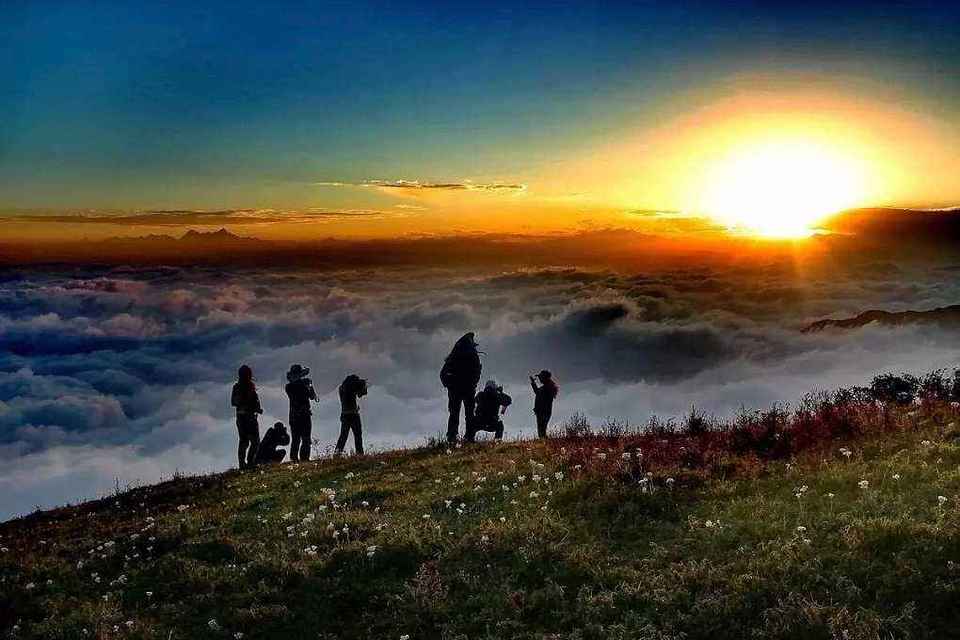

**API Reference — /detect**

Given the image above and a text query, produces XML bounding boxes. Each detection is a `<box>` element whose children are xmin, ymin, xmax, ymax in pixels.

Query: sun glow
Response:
<box><xmin>697</xmin><ymin>140</ymin><xmax>866</xmax><ymax>238</ymax></box>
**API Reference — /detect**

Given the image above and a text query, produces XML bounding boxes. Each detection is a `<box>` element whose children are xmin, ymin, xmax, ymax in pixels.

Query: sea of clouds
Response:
<box><xmin>2</xmin><ymin>258</ymin><xmax>960</xmax><ymax>519</ymax></box>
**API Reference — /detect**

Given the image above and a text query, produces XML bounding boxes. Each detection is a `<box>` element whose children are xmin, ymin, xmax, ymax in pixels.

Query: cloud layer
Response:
<box><xmin>2</xmin><ymin>258</ymin><xmax>960</xmax><ymax>519</ymax></box>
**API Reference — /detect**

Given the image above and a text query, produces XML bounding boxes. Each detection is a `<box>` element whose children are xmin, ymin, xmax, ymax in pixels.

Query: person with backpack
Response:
<box><xmin>467</xmin><ymin>380</ymin><xmax>512</xmax><ymax>442</ymax></box>
<box><xmin>285</xmin><ymin>364</ymin><xmax>317</xmax><ymax>462</ymax></box>
<box><xmin>231</xmin><ymin>364</ymin><xmax>263</xmax><ymax>469</ymax></box>
<box><xmin>255</xmin><ymin>422</ymin><xmax>290</xmax><ymax>464</ymax></box>
<box><xmin>336</xmin><ymin>374</ymin><xmax>368</xmax><ymax>456</ymax></box>
<box><xmin>440</xmin><ymin>332</ymin><xmax>482</xmax><ymax>443</ymax></box>
<box><xmin>530</xmin><ymin>370</ymin><xmax>559</xmax><ymax>438</ymax></box>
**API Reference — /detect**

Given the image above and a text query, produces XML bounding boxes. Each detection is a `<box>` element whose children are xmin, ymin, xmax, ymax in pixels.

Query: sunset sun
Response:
<box><xmin>698</xmin><ymin>140</ymin><xmax>866</xmax><ymax>238</ymax></box>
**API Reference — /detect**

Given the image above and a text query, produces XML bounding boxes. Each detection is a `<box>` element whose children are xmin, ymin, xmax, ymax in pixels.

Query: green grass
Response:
<box><xmin>3</xmin><ymin>405</ymin><xmax>960</xmax><ymax>639</ymax></box>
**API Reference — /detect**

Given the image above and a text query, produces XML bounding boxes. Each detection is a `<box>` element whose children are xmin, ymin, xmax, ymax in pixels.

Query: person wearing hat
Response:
<box><xmin>467</xmin><ymin>379</ymin><xmax>511</xmax><ymax>443</ymax></box>
<box><xmin>530</xmin><ymin>370</ymin><xmax>559</xmax><ymax>438</ymax></box>
<box><xmin>285</xmin><ymin>364</ymin><xmax>317</xmax><ymax>462</ymax></box>
<box><xmin>255</xmin><ymin>421</ymin><xmax>290</xmax><ymax>464</ymax></box>
<box><xmin>231</xmin><ymin>364</ymin><xmax>263</xmax><ymax>469</ymax></box>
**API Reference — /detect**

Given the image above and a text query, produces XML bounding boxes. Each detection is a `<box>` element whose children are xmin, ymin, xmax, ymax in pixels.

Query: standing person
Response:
<box><xmin>231</xmin><ymin>364</ymin><xmax>263</xmax><ymax>469</ymax></box>
<box><xmin>440</xmin><ymin>332</ymin><xmax>482</xmax><ymax>443</ymax></box>
<box><xmin>467</xmin><ymin>380</ymin><xmax>512</xmax><ymax>442</ymax></box>
<box><xmin>285</xmin><ymin>364</ymin><xmax>317</xmax><ymax>462</ymax></box>
<box><xmin>530</xmin><ymin>370</ymin><xmax>558</xmax><ymax>438</ymax></box>
<box><xmin>255</xmin><ymin>422</ymin><xmax>290</xmax><ymax>464</ymax></box>
<box><xmin>336</xmin><ymin>374</ymin><xmax>367</xmax><ymax>456</ymax></box>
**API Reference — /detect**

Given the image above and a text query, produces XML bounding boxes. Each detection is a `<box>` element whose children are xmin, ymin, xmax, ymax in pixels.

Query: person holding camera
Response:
<box><xmin>285</xmin><ymin>364</ymin><xmax>318</xmax><ymax>462</ymax></box>
<box><xmin>255</xmin><ymin>421</ymin><xmax>290</xmax><ymax>464</ymax></box>
<box><xmin>336</xmin><ymin>374</ymin><xmax>368</xmax><ymax>456</ymax></box>
<box><xmin>467</xmin><ymin>379</ymin><xmax>512</xmax><ymax>443</ymax></box>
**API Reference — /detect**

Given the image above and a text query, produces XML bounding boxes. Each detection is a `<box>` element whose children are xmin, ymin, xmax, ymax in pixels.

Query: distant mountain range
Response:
<box><xmin>803</xmin><ymin>304</ymin><xmax>960</xmax><ymax>332</ymax></box>
<box><xmin>103</xmin><ymin>228</ymin><xmax>257</xmax><ymax>245</ymax></box>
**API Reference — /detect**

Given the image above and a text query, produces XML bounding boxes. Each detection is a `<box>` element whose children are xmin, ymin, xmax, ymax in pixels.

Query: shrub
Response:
<box><xmin>562</xmin><ymin>412</ymin><xmax>593</xmax><ymax>438</ymax></box>
<box><xmin>684</xmin><ymin>405</ymin><xmax>710</xmax><ymax>435</ymax></box>
<box><xmin>919</xmin><ymin>369</ymin><xmax>953</xmax><ymax>403</ymax></box>
<box><xmin>870</xmin><ymin>373</ymin><xmax>919</xmax><ymax>405</ymax></box>
<box><xmin>600</xmin><ymin>417</ymin><xmax>629</xmax><ymax>438</ymax></box>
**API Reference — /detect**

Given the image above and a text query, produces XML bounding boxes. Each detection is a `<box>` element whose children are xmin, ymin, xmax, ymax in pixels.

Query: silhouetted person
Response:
<box><xmin>467</xmin><ymin>380</ymin><xmax>511</xmax><ymax>442</ymax></box>
<box><xmin>530</xmin><ymin>370</ymin><xmax>559</xmax><ymax>438</ymax></box>
<box><xmin>285</xmin><ymin>364</ymin><xmax>317</xmax><ymax>462</ymax></box>
<box><xmin>440</xmin><ymin>332</ymin><xmax>482</xmax><ymax>443</ymax></box>
<box><xmin>336</xmin><ymin>374</ymin><xmax>367</xmax><ymax>455</ymax></box>
<box><xmin>231</xmin><ymin>364</ymin><xmax>262</xmax><ymax>469</ymax></box>
<box><xmin>255</xmin><ymin>422</ymin><xmax>290</xmax><ymax>464</ymax></box>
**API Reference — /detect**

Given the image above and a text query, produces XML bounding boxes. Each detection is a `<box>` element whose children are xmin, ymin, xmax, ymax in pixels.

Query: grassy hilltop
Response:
<box><xmin>3</xmin><ymin>378</ymin><xmax>960</xmax><ymax>640</ymax></box>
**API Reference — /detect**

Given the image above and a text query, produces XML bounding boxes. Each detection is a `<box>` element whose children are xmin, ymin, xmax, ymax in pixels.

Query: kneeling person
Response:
<box><xmin>255</xmin><ymin>422</ymin><xmax>290</xmax><ymax>464</ymax></box>
<box><xmin>468</xmin><ymin>380</ymin><xmax>511</xmax><ymax>442</ymax></box>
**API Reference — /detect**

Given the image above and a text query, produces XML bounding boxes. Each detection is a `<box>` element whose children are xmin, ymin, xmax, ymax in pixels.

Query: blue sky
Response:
<box><xmin>1</xmin><ymin>1</ymin><xmax>958</xmax><ymax>212</ymax></box>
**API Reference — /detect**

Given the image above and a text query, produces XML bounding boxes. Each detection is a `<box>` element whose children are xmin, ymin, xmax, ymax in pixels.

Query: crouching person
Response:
<box><xmin>255</xmin><ymin>422</ymin><xmax>290</xmax><ymax>464</ymax></box>
<box><xmin>467</xmin><ymin>380</ymin><xmax>511</xmax><ymax>442</ymax></box>
<box><xmin>336</xmin><ymin>374</ymin><xmax>367</xmax><ymax>456</ymax></box>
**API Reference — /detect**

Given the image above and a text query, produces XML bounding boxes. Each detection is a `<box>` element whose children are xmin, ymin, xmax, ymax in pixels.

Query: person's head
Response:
<box><xmin>484</xmin><ymin>379</ymin><xmax>498</xmax><ymax>392</ymax></box>
<box><xmin>273</xmin><ymin>421</ymin><xmax>285</xmax><ymax>432</ymax></box>
<box><xmin>343</xmin><ymin>374</ymin><xmax>368</xmax><ymax>396</ymax></box>
<box><xmin>537</xmin><ymin>370</ymin><xmax>552</xmax><ymax>382</ymax></box>
<box><xmin>453</xmin><ymin>332</ymin><xmax>477</xmax><ymax>352</ymax></box>
<box><xmin>287</xmin><ymin>364</ymin><xmax>310</xmax><ymax>383</ymax></box>
<box><xmin>238</xmin><ymin>364</ymin><xmax>253</xmax><ymax>382</ymax></box>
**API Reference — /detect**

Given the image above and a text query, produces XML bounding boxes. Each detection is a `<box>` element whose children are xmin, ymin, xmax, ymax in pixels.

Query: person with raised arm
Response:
<box><xmin>530</xmin><ymin>369</ymin><xmax>558</xmax><ymax>438</ymax></box>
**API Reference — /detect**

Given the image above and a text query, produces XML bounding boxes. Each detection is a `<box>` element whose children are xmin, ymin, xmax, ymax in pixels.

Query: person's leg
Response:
<box><xmin>446</xmin><ymin>389</ymin><xmax>462</xmax><ymax>443</ymax></box>
<box><xmin>335</xmin><ymin>416</ymin><xmax>351</xmax><ymax>454</ymax></box>
<box><xmin>237</xmin><ymin>419</ymin><xmax>249</xmax><ymax>469</ymax></box>
<box><xmin>289</xmin><ymin>423</ymin><xmax>301</xmax><ymax>462</ymax></box>
<box><xmin>298</xmin><ymin>418</ymin><xmax>312</xmax><ymax>462</ymax></box>
<box><xmin>463</xmin><ymin>389</ymin><xmax>476</xmax><ymax>433</ymax></box>
<box><xmin>246</xmin><ymin>422</ymin><xmax>260</xmax><ymax>467</ymax></box>
<box><xmin>269</xmin><ymin>448</ymin><xmax>286</xmax><ymax>463</ymax></box>
<box><xmin>536</xmin><ymin>412</ymin><xmax>550</xmax><ymax>438</ymax></box>
<box><xmin>495</xmin><ymin>419</ymin><xmax>504</xmax><ymax>440</ymax></box>
<box><xmin>352</xmin><ymin>415</ymin><xmax>364</xmax><ymax>455</ymax></box>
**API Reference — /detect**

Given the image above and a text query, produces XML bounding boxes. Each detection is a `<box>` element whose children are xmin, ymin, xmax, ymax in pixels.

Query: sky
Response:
<box><xmin>2</xmin><ymin>1</ymin><xmax>960</xmax><ymax>239</ymax></box>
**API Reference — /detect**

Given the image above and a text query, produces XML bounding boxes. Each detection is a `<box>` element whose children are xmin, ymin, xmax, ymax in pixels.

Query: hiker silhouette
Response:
<box><xmin>231</xmin><ymin>364</ymin><xmax>263</xmax><ymax>469</ymax></box>
<box><xmin>530</xmin><ymin>369</ymin><xmax>559</xmax><ymax>438</ymax></box>
<box><xmin>440</xmin><ymin>332</ymin><xmax>483</xmax><ymax>443</ymax></box>
<box><xmin>336</xmin><ymin>374</ymin><xmax>368</xmax><ymax>455</ymax></box>
<box><xmin>467</xmin><ymin>379</ymin><xmax>511</xmax><ymax>442</ymax></box>
<box><xmin>255</xmin><ymin>421</ymin><xmax>290</xmax><ymax>464</ymax></box>
<box><xmin>285</xmin><ymin>364</ymin><xmax>317</xmax><ymax>462</ymax></box>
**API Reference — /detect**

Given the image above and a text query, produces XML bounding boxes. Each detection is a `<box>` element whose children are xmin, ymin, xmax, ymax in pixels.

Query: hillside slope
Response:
<box><xmin>3</xmin><ymin>400</ymin><xmax>960</xmax><ymax>640</ymax></box>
